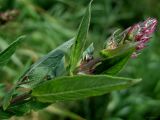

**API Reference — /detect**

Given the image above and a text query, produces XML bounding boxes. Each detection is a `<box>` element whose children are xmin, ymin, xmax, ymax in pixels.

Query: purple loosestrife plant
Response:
<box><xmin>79</xmin><ymin>18</ymin><xmax>157</xmax><ymax>75</ymax></box>
<box><xmin>0</xmin><ymin>1</ymin><xmax>158</xmax><ymax>118</ymax></box>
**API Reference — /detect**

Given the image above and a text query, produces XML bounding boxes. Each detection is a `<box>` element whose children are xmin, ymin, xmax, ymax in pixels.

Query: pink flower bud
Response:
<box><xmin>127</xmin><ymin>18</ymin><xmax>158</xmax><ymax>51</ymax></box>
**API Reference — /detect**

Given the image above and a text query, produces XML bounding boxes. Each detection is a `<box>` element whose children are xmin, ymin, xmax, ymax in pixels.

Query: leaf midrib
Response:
<box><xmin>33</xmin><ymin>81</ymin><xmax>129</xmax><ymax>97</ymax></box>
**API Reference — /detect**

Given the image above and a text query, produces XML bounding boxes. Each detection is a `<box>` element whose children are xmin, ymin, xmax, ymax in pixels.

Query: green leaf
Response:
<box><xmin>0</xmin><ymin>100</ymin><xmax>49</xmax><ymax>118</ymax></box>
<box><xmin>0</xmin><ymin>36</ymin><xmax>25</xmax><ymax>68</ymax></box>
<box><xmin>18</xmin><ymin>39</ymin><xmax>74</xmax><ymax>88</ymax></box>
<box><xmin>69</xmin><ymin>1</ymin><xmax>92</xmax><ymax>74</ymax></box>
<box><xmin>32</xmin><ymin>75</ymin><xmax>141</xmax><ymax>103</ymax></box>
<box><xmin>100</xmin><ymin>43</ymin><xmax>136</xmax><ymax>58</ymax></box>
<box><xmin>94</xmin><ymin>43</ymin><xmax>136</xmax><ymax>75</ymax></box>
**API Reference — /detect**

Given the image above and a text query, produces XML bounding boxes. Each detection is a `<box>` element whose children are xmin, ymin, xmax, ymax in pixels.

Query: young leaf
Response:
<box><xmin>0</xmin><ymin>36</ymin><xmax>25</xmax><ymax>67</ymax></box>
<box><xmin>69</xmin><ymin>1</ymin><xmax>92</xmax><ymax>74</ymax></box>
<box><xmin>100</xmin><ymin>42</ymin><xmax>136</xmax><ymax>58</ymax></box>
<box><xmin>18</xmin><ymin>38</ymin><xmax>74</xmax><ymax>88</ymax></box>
<box><xmin>94</xmin><ymin>43</ymin><xmax>136</xmax><ymax>75</ymax></box>
<box><xmin>32</xmin><ymin>75</ymin><xmax>141</xmax><ymax>103</ymax></box>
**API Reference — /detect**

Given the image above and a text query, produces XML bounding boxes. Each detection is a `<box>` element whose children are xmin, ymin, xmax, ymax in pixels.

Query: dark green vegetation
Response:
<box><xmin>0</xmin><ymin>0</ymin><xmax>160</xmax><ymax>120</ymax></box>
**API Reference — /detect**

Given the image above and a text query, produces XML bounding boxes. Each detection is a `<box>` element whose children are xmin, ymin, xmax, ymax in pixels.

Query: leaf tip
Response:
<box><xmin>17</xmin><ymin>35</ymin><xmax>26</xmax><ymax>42</ymax></box>
<box><xmin>131</xmin><ymin>78</ymin><xmax>142</xmax><ymax>85</ymax></box>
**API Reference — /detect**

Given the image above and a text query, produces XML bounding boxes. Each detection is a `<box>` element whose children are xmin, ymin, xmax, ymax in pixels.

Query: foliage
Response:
<box><xmin>0</xmin><ymin>0</ymin><xmax>160</xmax><ymax>120</ymax></box>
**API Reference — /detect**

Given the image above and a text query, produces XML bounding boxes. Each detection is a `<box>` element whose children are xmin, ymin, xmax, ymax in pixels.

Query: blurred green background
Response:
<box><xmin>0</xmin><ymin>0</ymin><xmax>160</xmax><ymax>120</ymax></box>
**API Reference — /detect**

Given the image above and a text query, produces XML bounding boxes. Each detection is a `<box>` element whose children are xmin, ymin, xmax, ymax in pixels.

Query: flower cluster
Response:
<box><xmin>127</xmin><ymin>18</ymin><xmax>157</xmax><ymax>51</ymax></box>
<box><xmin>78</xmin><ymin>18</ymin><xmax>158</xmax><ymax>74</ymax></box>
<box><xmin>103</xmin><ymin>18</ymin><xmax>157</xmax><ymax>55</ymax></box>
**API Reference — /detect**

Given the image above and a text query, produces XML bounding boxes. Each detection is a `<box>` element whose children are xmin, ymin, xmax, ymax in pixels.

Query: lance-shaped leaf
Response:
<box><xmin>0</xmin><ymin>36</ymin><xmax>25</xmax><ymax>67</ymax></box>
<box><xmin>69</xmin><ymin>1</ymin><xmax>92</xmax><ymax>74</ymax></box>
<box><xmin>32</xmin><ymin>75</ymin><xmax>141</xmax><ymax>103</ymax></box>
<box><xmin>94</xmin><ymin>43</ymin><xmax>136</xmax><ymax>75</ymax></box>
<box><xmin>18</xmin><ymin>39</ymin><xmax>74</xmax><ymax>88</ymax></box>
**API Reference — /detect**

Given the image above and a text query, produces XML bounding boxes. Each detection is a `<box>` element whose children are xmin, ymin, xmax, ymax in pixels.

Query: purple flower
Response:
<box><xmin>127</xmin><ymin>18</ymin><xmax>158</xmax><ymax>51</ymax></box>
